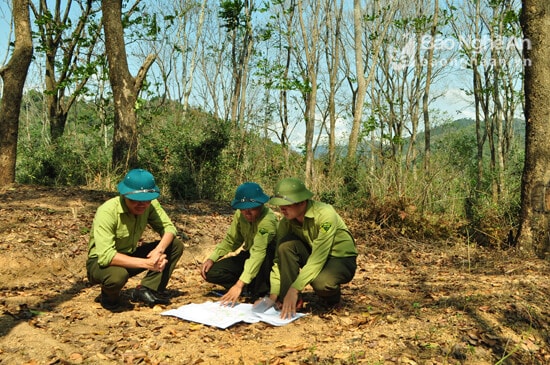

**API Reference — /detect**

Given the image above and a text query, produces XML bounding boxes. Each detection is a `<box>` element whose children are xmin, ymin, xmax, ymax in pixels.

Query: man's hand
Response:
<box><xmin>147</xmin><ymin>248</ymin><xmax>167</xmax><ymax>272</ymax></box>
<box><xmin>219</xmin><ymin>284</ymin><xmax>243</xmax><ymax>307</ymax></box>
<box><xmin>200</xmin><ymin>259</ymin><xmax>214</xmax><ymax>280</ymax></box>
<box><xmin>110</xmin><ymin>251</ymin><xmax>166</xmax><ymax>272</ymax></box>
<box><xmin>280</xmin><ymin>287</ymin><xmax>299</xmax><ymax>319</ymax></box>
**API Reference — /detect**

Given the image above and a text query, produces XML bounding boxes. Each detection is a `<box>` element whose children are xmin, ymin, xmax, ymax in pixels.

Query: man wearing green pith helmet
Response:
<box><xmin>86</xmin><ymin>169</ymin><xmax>184</xmax><ymax>311</ymax></box>
<box><xmin>201</xmin><ymin>182</ymin><xmax>278</xmax><ymax>306</ymax></box>
<box><xmin>265</xmin><ymin>177</ymin><xmax>357</xmax><ymax>319</ymax></box>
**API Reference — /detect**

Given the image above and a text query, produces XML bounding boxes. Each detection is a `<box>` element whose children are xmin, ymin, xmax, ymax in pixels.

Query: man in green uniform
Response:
<box><xmin>266</xmin><ymin>177</ymin><xmax>357</xmax><ymax>319</ymax></box>
<box><xmin>86</xmin><ymin>169</ymin><xmax>184</xmax><ymax>311</ymax></box>
<box><xmin>200</xmin><ymin>182</ymin><xmax>278</xmax><ymax>306</ymax></box>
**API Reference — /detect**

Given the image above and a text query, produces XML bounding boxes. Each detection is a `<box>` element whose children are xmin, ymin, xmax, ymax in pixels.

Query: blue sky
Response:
<box><xmin>1</xmin><ymin>0</ymin><xmax>525</xmax><ymax>144</ymax></box>
<box><xmin>0</xmin><ymin>0</ymin><xmax>476</xmax><ymax>152</ymax></box>
<box><xmin>0</xmin><ymin>0</ymin><xmax>12</xmax><ymax>65</ymax></box>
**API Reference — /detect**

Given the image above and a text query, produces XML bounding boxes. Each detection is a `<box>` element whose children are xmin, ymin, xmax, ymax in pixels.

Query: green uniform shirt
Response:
<box><xmin>208</xmin><ymin>206</ymin><xmax>278</xmax><ymax>284</ymax></box>
<box><xmin>88</xmin><ymin>196</ymin><xmax>178</xmax><ymax>267</ymax></box>
<box><xmin>270</xmin><ymin>200</ymin><xmax>357</xmax><ymax>294</ymax></box>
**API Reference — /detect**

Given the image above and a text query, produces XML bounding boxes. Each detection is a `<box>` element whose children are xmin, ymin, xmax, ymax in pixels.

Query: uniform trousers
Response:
<box><xmin>205</xmin><ymin>242</ymin><xmax>275</xmax><ymax>298</ymax></box>
<box><xmin>86</xmin><ymin>238</ymin><xmax>184</xmax><ymax>300</ymax></box>
<box><xmin>277</xmin><ymin>237</ymin><xmax>356</xmax><ymax>304</ymax></box>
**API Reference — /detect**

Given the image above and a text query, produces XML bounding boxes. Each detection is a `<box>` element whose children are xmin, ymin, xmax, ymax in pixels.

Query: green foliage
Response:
<box><xmin>16</xmin><ymin>93</ymin><xmax>299</xmax><ymax>203</ymax></box>
<box><xmin>138</xmin><ymin>106</ymin><xmax>230</xmax><ymax>200</ymax></box>
<box><xmin>17</xmin><ymin>134</ymin><xmax>111</xmax><ymax>187</ymax></box>
<box><xmin>215</xmin><ymin>129</ymin><xmax>304</xmax><ymax>202</ymax></box>
<box><xmin>427</xmin><ymin>121</ymin><xmax>524</xmax><ymax>247</ymax></box>
<box><xmin>219</xmin><ymin>0</ymin><xmax>246</xmax><ymax>30</ymax></box>
<box><xmin>308</xmin><ymin>116</ymin><xmax>524</xmax><ymax>246</ymax></box>
<box><xmin>136</xmin><ymin>103</ymin><xmax>303</xmax><ymax>202</ymax></box>
<box><xmin>15</xmin><ymin>91</ymin><xmax>524</xmax><ymax>248</ymax></box>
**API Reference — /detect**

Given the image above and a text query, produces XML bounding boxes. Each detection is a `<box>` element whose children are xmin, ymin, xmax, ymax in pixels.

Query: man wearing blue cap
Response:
<box><xmin>86</xmin><ymin>169</ymin><xmax>184</xmax><ymax>310</ymax></box>
<box><xmin>200</xmin><ymin>182</ymin><xmax>278</xmax><ymax>306</ymax></box>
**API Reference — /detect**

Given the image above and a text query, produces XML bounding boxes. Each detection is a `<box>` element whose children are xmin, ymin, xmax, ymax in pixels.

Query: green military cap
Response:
<box><xmin>269</xmin><ymin>177</ymin><xmax>313</xmax><ymax>206</ymax></box>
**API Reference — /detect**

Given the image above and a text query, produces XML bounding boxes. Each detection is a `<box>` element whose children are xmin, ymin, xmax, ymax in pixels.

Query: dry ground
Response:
<box><xmin>0</xmin><ymin>185</ymin><xmax>549</xmax><ymax>365</ymax></box>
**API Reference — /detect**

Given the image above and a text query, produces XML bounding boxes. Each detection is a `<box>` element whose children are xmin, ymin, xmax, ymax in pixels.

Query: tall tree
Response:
<box><xmin>448</xmin><ymin>0</ymin><xmax>523</xmax><ymax>203</ymax></box>
<box><xmin>486</xmin><ymin>0</ymin><xmax>523</xmax><ymax>199</ymax></box>
<box><xmin>516</xmin><ymin>0</ymin><xmax>550</xmax><ymax>257</ymax></box>
<box><xmin>364</xmin><ymin>0</ymin><xmax>443</xmax><ymax>196</ymax></box>
<box><xmin>181</xmin><ymin>0</ymin><xmax>207</xmax><ymax>111</ymax></box>
<box><xmin>421</xmin><ymin>0</ymin><xmax>438</xmax><ymax>172</ymax></box>
<box><xmin>0</xmin><ymin>0</ymin><xmax>33</xmax><ymax>185</ymax></box>
<box><xmin>196</xmin><ymin>6</ymin><xmax>227</xmax><ymax>120</ymax></box>
<box><xmin>321</xmin><ymin>0</ymin><xmax>344</xmax><ymax>173</ymax></box>
<box><xmin>101</xmin><ymin>0</ymin><xmax>155</xmax><ymax>171</ymax></box>
<box><xmin>219</xmin><ymin>0</ymin><xmax>255</xmax><ymax>125</ymax></box>
<box><xmin>348</xmin><ymin>0</ymin><xmax>367</xmax><ymax>163</ymax></box>
<box><xmin>30</xmin><ymin>0</ymin><xmax>101</xmax><ymax>141</ymax></box>
<box><xmin>296</xmin><ymin>0</ymin><xmax>321</xmax><ymax>185</ymax></box>
<box><xmin>344</xmin><ymin>1</ymin><xmax>396</xmax><ymax>161</ymax></box>
<box><xmin>253</xmin><ymin>0</ymin><xmax>297</xmax><ymax>159</ymax></box>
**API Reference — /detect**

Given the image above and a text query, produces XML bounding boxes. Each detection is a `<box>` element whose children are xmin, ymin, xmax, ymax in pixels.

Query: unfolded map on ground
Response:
<box><xmin>161</xmin><ymin>301</ymin><xmax>307</xmax><ymax>329</ymax></box>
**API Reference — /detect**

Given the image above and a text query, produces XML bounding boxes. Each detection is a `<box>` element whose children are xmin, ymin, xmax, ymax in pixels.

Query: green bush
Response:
<box><xmin>17</xmin><ymin>134</ymin><xmax>111</xmax><ymax>186</ymax></box>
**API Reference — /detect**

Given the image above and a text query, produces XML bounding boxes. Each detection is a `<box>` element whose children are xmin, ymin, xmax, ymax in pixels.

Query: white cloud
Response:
<box><xmin>435</xmin><ymin>87</ymin><xmax>476</xmax><ymax>119</ymax></box>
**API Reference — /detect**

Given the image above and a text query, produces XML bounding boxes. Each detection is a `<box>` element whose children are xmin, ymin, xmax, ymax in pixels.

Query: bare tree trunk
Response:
<box><xmin>102</xmin><ymin>0</ymin><xmax>155</xmax><ymax>171</ymax></box>
<box><xmin>516</xmin><ymin>0</ymin><xmax>550</xmax><ymax>257</ymax></box>
<box><xmin>347</xmin><ymin>1</ymin><xmax>395</xmax><ymax>161</ymax></box>
<box><xmin>297</xmin><ymin>0</ymin><xmax>320</xmax><ymax>185</ymax></box>
<box><xmin>278</xmin><ymin>45</ymin><xmax>291</xmax><ymax>153</ymax></box>
<box><xmin>422</xmin><ymin>0</ymin><xmax>438</xmax><ymax>173</ymax></box>
<box><xmin>472</xmin><ymin>1</ymin><xmax>487</xmax><ymax>196</ymax></box>
<box><xmin>348</xmin><ymin>0</ymin><xmax>366</xmax><ymax>162</ymax></box>
<box><xmin>0</xmin><ymin>0</ymin><xmax>33</xmax><ymax>186</ymax></box>
<box><xmin>492</xmin><ymin>6</ymin><xmax>505</xmax><ymax>200</ymax></box>
<box><xmin>404</xmin><ymin>32</ymin><xmax>423</xmax><ymax>171</ymax></box>
<box><xmin>278</xmin><ymin>4</ymin><xmax>294</xmax><ymax>159</ymax></box>
<box><xmin>183</xmin><ymin>0</ymin><xmax>207</xmax><ymax>111</ymax></box>
<box><xmin>237</xmin><ymin>30</ymin><xmax>253</xmax><ymax>124</ymax></box>
<box><xmin>226</xmin><ymin>0</ymin><xmax>254</xmax><ymax>126</ymax></box>
<box><xmin>323</xmin><ymin>0</ymin><xmax>343</xmax><ymax>174</ymax></box>
<box><xmin>199</xmin><ymin>30</ymin><xmax>225</xmax><ymax>119</ymax></box>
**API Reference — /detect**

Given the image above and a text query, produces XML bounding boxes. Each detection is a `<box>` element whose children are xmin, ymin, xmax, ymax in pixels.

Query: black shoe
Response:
<box><xmin>94</xmin><ymin>292</ymin><xmax>120</xmax><ymax>311</ymax></box>
<box><xmin>318</xmin><ymin>290</ymin><xmax>341</xmax><ymax>306</ymax></box>
<box><xmin>132</xmin><ymin>286</ymin><xmax>170</xmax><ymax>306</ymax></box>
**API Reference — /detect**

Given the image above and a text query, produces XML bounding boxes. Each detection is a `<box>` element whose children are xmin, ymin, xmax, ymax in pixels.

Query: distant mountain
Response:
<box><xmin>426</xmin><ymin>117</ymin><xmax>525</xmax><ymax>140</ymax></box>
<box><xmin>313</xmin><ymin>117</ymin><xmax>525</xmax><ymax>158</ymax></box>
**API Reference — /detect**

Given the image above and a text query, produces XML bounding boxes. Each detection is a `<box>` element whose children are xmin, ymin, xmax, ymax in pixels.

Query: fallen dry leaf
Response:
<box><xmin>0</xmin><ymin>186</ymin><xmax>549</xmax><ymax>365</ymax></box>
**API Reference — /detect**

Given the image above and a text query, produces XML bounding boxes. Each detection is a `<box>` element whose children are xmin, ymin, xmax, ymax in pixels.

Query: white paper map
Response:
<box><xmin>161</xmin><ymin>301</ymin><xmax>307</xmax><ymax>329</ymax></box>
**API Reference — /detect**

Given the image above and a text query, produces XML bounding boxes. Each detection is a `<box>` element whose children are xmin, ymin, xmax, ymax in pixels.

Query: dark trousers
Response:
<box><xmin>86</xmin><ymin>237</ymin><xmax>184</xmax><ymax>300</ymax></box>
<box><xmin>205</xmin><ymin>243</ymin><xmax>275</xmax><ymax>298</ymax></box>
<box><xmin>277</xmin><ymin>237</ymin><xmax>356</xmax><ymax>302</ymax></box>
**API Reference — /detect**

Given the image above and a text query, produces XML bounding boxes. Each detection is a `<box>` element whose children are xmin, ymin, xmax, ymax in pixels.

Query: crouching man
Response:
<box><xmin>86</xmin><ymin>169</ymin><xmax>184</xmax><ymax>311</ymax></box>
<box><xmin>265</xmin><ymin>178</ymin><xmax>357</xmax><ymax>319</ymax></box>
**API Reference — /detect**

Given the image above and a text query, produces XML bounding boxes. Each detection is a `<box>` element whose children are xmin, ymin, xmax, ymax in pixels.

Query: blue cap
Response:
<box><xmin>117</xmin><ymin>169</ymin><xmax>160</xmax><ymax>201</ymax></box>
<box><xmin>231</xmin><ymin>182</ymin><xmax>269</xmax><ymax>210</ymax></box>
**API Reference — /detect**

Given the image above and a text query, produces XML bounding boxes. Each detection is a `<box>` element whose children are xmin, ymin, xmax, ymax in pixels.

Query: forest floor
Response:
<box><xmin>0</xmin><ymin>184</ymin><xmax>549</xmax><ymax>365</ymax></box>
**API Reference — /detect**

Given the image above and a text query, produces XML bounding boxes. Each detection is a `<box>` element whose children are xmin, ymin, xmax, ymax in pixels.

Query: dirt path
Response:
<box><xmin>0</xmin><ymin>185</ymin><xmax>549</xmax><ymax>364</ymax></box>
